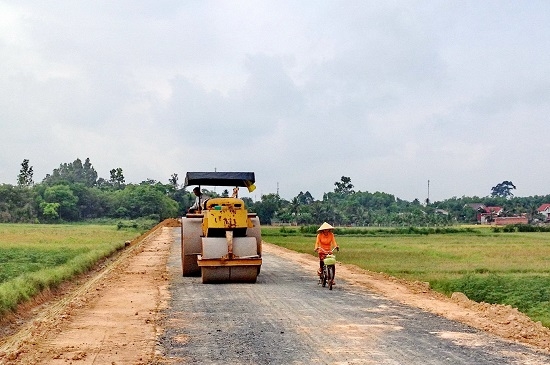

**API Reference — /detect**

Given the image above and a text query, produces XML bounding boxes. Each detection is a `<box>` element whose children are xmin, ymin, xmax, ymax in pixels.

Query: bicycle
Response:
<box><xmin>317</xmin><ymin>247</ymin><xmax>338</xmax><ymax>290</ymax></box>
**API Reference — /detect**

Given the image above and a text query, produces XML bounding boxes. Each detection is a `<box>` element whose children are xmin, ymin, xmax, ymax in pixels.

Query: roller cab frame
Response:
<box><xmin>180</xmin><ymin>172</ymin><xmax>262</xmax><ymax>283</ymax></box>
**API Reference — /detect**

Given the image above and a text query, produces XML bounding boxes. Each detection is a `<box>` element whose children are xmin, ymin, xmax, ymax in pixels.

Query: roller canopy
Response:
<box><xmin>184</xmin><ymin>172</ymin><xmax>255</xmax><ymax>187</ymax></box>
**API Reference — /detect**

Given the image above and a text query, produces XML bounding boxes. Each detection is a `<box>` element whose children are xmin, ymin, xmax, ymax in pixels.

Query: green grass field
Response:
<box><xmin>263</xmin><ymin>227</ymin><xmax>550</xmax><ymax>327</ymax></box>
<box><xmin>0</xmin><ymin>224</ymin><xmax>142</xmax><ymax>316</ymax></box>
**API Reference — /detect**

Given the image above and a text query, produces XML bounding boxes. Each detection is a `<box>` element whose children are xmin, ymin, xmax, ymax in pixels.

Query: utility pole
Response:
<box><xmin>427</xmin><ymin>179</ymin><xmax>430</xmax><ymax>205</ymax></box>
<box><xmin>276</xmin><ymin>182</ymin><xmax>279</xmax><ymax>197</ymax></box>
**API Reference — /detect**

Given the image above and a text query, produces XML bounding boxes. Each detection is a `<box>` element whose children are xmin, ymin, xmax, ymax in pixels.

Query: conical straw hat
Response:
<box><xmin>317</xmin><ymin>222</ymin><xmax>334</xmax><ymax>231</ymax></box>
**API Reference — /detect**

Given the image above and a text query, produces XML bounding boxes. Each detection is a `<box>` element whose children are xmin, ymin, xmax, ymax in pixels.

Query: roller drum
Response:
<box><xmin>201</xmin><ymin>266</ymin><xmax>258</xmax><ymax>284</ymax></box>
<box><xmin>246</xmin><ymin>216</ymin><xmax>262</xmax><ymax>256</ymax></box>
<box><xmin>181</xmin><ymin>217</ymin><xmax>203</xmax><ymax>276</ymax></box>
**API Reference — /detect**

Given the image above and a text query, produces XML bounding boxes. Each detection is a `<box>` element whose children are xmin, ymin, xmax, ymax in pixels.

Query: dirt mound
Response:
<box><xmin>159</xmin><ymin>218</ymin><xmax>181</xmax><ymax>228</ymax></box>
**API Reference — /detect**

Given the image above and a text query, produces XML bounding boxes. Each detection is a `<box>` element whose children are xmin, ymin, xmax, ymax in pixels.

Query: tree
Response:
<box><xmin>296</xmin><ymin>191</ymin><xmax>314</xmax><ymax>205</ymax></box>
<box><xmin>169</xmin><ymin>173</ymin><xmax>179</xmax><ymax>191</ymax></box>
<box><xmin>109</xmin><ymin>168</ymin><xmax>125</xmax><ymax>189</ymax></box>
<box><xmin>43</xmin><ymin>185</ymin><xmax>79</xmax><ymax>221</ymax></box>
<box><xmin>290</xmin><ymin>197</ymin><xmax>300</xmax><ymax>218</ymax></box>
<box><xmin>17</xmin><ymin>159</ymin><xmax>34</xmax><ymax>187</ymax></box>
<box><xmin>251</xmin><ymin>193</ymin><xmax>282</xmax><ymax>224</ymax></box>
<box><xmin>0</xmin><ymin>183</ymin><xmax>36</xmax><ymax>222</ymax></box>
<box><xmin>71</xmin><ymin>183</ymin><xmax>109</xmax><ymax>219</ymax></box>
<box><xmin>334</xmin><ymin>176</ymin><xmax>354</xmax><ymax>195</ymax></box>
<box><xmin>41</xmin><ymin>202</ymin><xmax>60</xmax><ymax>221</ymax></box>
<box><xmin>491</xmin><ymin>181</ymin><xmax>516</xmax><ymax>199</ymax></box>
<box><xmin>110</xmin><ymin>184</ymin><xmax>178</xmax><ymax>220</ymax></box>
<box><xmin>82</xmin><ymin>158</ymin><xmax>98</xmax><ymax>187</ymax></box>
<box><xmin>311</xmin><ymin>200</ymin><xmax>342</xmax><ymax>225</ymax></box>
<box><xmin>42</xmin><ymin>158</ymin><xmax>97</xmax><ymax>187</ymax></box>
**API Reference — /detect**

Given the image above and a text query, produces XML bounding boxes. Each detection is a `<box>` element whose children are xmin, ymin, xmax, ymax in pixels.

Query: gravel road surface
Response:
<box><xmin>158</xmin><ymin>228</ymin><xmax>550</xmax><ymax>364</ymax></box>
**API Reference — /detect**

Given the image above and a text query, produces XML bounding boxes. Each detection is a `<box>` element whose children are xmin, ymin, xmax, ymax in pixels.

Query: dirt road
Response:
<box><xmin>159</xmin><ymin>228</ymin><xmax>550</xmax><ymax>364</ymax></box>
<box><xmin>2</xmin><ymin>225</ymin><xmax>550</xmax><ymax>364</ymax></box>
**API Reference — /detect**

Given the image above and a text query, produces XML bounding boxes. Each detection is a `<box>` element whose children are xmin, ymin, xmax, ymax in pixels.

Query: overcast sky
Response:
<box><xmin>1</xmin><ymin>1</ymin><xmax>549</xmax><ymax>202</ymax></box>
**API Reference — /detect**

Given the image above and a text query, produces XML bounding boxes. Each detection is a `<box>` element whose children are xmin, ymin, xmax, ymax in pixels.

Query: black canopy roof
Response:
<box><xmin>184</xmin><ymin>172</ymin><xmax>255</xmax><ymax>187</ymax></box>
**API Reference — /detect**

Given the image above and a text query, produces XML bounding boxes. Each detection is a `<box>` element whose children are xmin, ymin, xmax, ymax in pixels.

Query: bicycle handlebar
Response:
<box><xmin>316</xmin><ymin>247</ymin><xmax>339</xmax><ymax>254</ymax></box>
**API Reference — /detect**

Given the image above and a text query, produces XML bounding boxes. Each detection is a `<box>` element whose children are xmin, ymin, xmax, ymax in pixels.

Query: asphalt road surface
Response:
<box><xmin>158</xmin><ymin>228</ymin><xmax>550</xmax><ymax>364</ymax></box>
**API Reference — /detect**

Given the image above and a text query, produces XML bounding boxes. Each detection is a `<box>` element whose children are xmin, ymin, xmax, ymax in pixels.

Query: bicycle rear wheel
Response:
<box><xmin>327</xmin><ymin>265</ymin><xmax>335</xmax><ymax>290</ymax></box>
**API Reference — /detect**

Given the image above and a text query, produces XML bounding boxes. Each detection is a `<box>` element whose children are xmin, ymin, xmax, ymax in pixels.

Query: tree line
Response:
<box><xmin>2</xmin><ymin>158</ymin><xmax>550</xmax><ymax>226</ymax></box>
<box><xmin>3</xmin><ymin>158</ymin><xmax>186</xmax><ymax>223</ymax></box>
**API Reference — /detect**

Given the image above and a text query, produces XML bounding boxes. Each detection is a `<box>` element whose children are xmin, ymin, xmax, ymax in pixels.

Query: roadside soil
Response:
<box><xmin>1</xmin><ymin>223</ymin><xmax>550</xmax><ymax>364</ymax></box>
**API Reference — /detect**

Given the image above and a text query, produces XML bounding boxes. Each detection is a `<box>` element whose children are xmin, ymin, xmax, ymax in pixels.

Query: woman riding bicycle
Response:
<box><xmin>314</xmin><ymin>222</ymin><xmax>339</xmax><ymax>284</ymax></box>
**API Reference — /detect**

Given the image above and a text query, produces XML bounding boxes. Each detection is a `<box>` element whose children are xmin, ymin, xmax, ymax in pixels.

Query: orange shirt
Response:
<box><xmin>315</xmin><ymin>231</ymin><xmax>337</xmax><ymax>252</ymax></box>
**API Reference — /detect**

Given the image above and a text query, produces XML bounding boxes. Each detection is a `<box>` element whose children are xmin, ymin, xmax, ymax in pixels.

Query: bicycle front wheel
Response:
<box><xmin>327</xmin><ymin>265</ymin><xmax>335</xmax><ymax>290</ymax></box>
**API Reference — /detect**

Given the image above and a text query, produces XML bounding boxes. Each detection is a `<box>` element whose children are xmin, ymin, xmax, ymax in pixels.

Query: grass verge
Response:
<box><xmin>0</xmin><ymin>223</ymin><xmax>142</xmax><ymax>316</ymax></box>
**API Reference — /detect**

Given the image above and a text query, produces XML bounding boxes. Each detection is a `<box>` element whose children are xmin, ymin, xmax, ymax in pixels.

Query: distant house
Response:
<box><xmin>482</xmin><ymin>206</ymin><xmax>503</xmax><ymax>224</ymax></box>
<box><xmin>537</xmin><ymin>204</ymin><xmax>550</xmax><ymax>221</ymax></box>
<box><xmin>485</xmin><ymin>206</ymin><xmax>503</xmax><ymax>215</ymax></box>
<box><xmin>465</xmin><ymin>204</ymin><xmax>503</xmax><ymax>224</ymax></box>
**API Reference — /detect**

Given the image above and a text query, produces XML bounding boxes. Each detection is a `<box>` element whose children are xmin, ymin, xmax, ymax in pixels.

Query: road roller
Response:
<box><xmin>181</xmin><ymin>171</ymin><xmax>262</xmax><ymax>283</ymax></box>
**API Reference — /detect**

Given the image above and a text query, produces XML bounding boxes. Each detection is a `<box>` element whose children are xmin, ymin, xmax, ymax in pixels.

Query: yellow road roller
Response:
<box><xmin>181</xmin><ymin>171</ymin><xmax>262</xmax><ymax>283</ymax></box>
